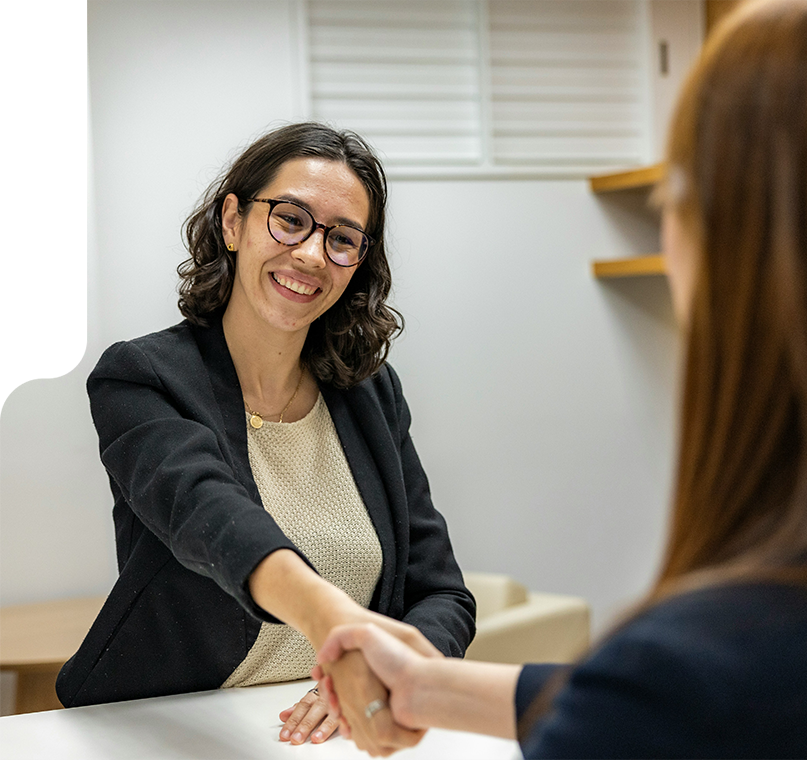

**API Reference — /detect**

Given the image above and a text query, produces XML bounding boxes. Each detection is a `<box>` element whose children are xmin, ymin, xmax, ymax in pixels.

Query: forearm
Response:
<box><xmin>249</xmin><ymin>549</ymin><xmax>358</xmax><ymax>648</ymax></box>
<box><xmin>407</xmin><ymin>658</ymin><xmax>521</xmax><ymax>739</ymax></box>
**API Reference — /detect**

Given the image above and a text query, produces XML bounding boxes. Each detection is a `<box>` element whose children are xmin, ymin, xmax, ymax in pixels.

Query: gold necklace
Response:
<box><xmin>244</xmin><ymin>369</ymin><xmax>304</xmax><ymax>429</ymax></box>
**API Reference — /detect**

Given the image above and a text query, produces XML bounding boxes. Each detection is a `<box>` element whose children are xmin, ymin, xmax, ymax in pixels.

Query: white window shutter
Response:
<box><xmin>305</xmin><ymin>0</ymin><xmax>650</xmax><ymax>176</ymax></box>
<box><xmin>488</xmin><ymin>0</ymin><xmax>647</xmax><ymax>173</ymax></box>
<box><xmin>307</xmin><ymin>0</ymin><xmax>484</xmax><ymax>166</ymax></box>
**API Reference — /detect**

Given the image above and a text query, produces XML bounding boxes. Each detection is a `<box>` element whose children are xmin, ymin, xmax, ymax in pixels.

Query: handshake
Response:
<box><xmin>279</xmin><ymin>614</ymin><xmax>482</xmax><ymax>757</ymax></box>
<box><xmin>281</xmin><ymin>617</ymin><xmax>519</xmax><ymax>756</ymax></box>
<box><xmin>310</xmin><ymin>621</ymin><xmax>442</xmax><ymax>757</ymax></box>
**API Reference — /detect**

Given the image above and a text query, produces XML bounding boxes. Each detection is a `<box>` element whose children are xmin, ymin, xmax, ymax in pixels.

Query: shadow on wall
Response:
<box><xmin>0</xmin><ymin>127</ymin><xmax>87</xmax><ymax>405</ymax></box>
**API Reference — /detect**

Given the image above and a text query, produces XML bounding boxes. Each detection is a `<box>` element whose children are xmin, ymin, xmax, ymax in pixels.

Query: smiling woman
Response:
<box><xmin>221</xmin><ymin>158</ymin><xmax>369</xmax><ymax>339</ymax></box>
<box><xmin>55</xmin><ymin>123</ymin><xmax>475</xmax><ymax>753</ymax></box>
<box><xmin>178</xmin><ymin>123</ymin><xmax>400</xmax><ymax>391</ymax></box>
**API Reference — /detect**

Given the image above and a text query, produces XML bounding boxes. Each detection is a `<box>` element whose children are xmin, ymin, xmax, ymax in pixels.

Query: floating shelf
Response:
<box><xmin>589</xmin><ymin>163</ymin><xmax>666</xmax><ymax>193</ymax></box>
<box><xmin>592</xmin><ymin>254</ymin><xmax>666</xmax><ymax>279</ymax></box>
<box><xmin>589</xmin><ymin>163</ymin><xmax>668</xmax><ymax>279</ymax></box>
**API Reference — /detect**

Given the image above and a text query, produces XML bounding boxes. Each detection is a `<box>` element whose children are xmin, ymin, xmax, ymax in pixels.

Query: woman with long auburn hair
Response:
<box><xmin>314</xmin><ymin>1</ymin><xmax>807</xmax><ymax>756</ymax></box>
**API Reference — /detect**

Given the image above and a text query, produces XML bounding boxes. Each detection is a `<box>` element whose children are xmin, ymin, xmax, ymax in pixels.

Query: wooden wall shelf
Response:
<box><xmin>592</xmin><ymin>254</ymin><xmax>666</xmax><ymax>279</ymax></box>
<box><xmin>589</xmin><ymin>163</ymin><xmax>666</xmax><ymax>193</ymax></box>
<box><xmin>589</xmin><ymin>163</ymin><xmax>667</xmax><ymax>279</ymax></box>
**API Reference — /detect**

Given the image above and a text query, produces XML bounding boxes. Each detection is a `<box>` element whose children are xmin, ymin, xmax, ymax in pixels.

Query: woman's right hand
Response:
<box><xmin>275</xmin><ymin>611</ymin><xmax>433</xmax><ymax>749</ymax></box>
<box><xmin>308</xmin><ymin>609</ymin><xmax>436</xmax><ymax>755</ymax></box>
<box><xmin>247</xmin><ymin>550</ymin><xmax>437</xmax><ymax>750</ymax></box>
<box><xmin>316</xmin><ymin>624</ymin><xmax>523</xmax><ymax>744</ymax></box>
<box><xmin>322</xmin><ymin>649</ymin><xmax>425</xmax><ymax>756</ymax></box>
<box><xmin>314</xmin><ymin>623</ymin><xmax>426</xmax><ymax>732</ymax></box>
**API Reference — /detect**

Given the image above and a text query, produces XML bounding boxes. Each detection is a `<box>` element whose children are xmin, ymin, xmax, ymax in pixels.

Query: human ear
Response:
<box><xmin>221</xmin><ymin>193</ymin><xmax>242</xmax><ymax>250</ymax></box>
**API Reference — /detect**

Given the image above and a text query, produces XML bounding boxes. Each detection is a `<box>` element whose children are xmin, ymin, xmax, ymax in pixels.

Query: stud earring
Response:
<box><xmin>227</xmin><ymin>243</ymin><xmax>235</xmax><ymax>252</ymax></box>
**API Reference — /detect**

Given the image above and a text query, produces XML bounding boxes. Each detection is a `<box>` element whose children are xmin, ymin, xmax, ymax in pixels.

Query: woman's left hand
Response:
<box><xmin>279</xmin><ymin>687</ymin><xmax>340</xmax><ymax>744</ymax></box>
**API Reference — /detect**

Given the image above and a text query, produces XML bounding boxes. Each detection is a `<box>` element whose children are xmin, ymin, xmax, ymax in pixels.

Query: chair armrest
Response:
<box><xmin>464</xmin><ymin>593</ymin><xmax>590</xmax><ymax>665</ymax></box>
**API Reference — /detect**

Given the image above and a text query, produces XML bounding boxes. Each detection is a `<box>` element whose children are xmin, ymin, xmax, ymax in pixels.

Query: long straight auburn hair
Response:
<box><xmin>656</xmin><ymin>0</ymin><xmax>807</xmax><ymax>596</ymax></box>
<box><xmin>519</xmin><ymin>0</ymin><xmax>807</xmax><ymax>738</ymax></box>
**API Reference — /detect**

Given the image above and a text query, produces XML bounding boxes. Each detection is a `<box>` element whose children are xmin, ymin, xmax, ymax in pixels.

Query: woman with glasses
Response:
<box><xmin>315</xmin><ymin>0</ymin><xmax>807</xmax><ymax>756</ymax></box>
<box><xmin>56</xmin><ymin>123</ymin><xmax>475</xmax><ymax>750</ymax></box>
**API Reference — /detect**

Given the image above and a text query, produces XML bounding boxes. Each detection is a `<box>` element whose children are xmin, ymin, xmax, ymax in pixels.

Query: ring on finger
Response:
<box><xmin>364</xmin><ymin>698</ymin><xmax>388</xmax><ymax>720</ymax></box>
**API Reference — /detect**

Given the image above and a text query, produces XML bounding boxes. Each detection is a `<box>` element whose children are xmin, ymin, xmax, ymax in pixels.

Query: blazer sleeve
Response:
<box><xmin>88</xmin><ymin>339</ymin><xmax>313</xmax><ymax>623</ymax></box>
<box><xmin>384</xmin><ymin>366</ymin><xmax>477</xmax><ymax>657</ymax></box>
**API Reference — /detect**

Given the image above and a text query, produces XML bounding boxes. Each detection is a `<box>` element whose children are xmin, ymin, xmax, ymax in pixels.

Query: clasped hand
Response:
<box><xmin>311</xmin><ymin>623</ymin><xmax>436</xmax><ymax>757</ymax></box>
<box><xmin>278</xmin><ymin>617</ymin><xmax>438</xmax><ymax>756</ymax></box>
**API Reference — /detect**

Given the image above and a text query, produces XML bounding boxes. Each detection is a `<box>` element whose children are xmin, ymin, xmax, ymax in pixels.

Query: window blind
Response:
<box><xmin>305</xmin><ymin>0</ymin><xmax>649</xmax><ymax>176</ymax></box>
<box><xmin>488</xmin><ymin>1</ymin><xmax>647</xmax><ymax>171</ymax></box>
<box><xmin>307</xmin><ymin>0</ymin><xmax>484</xmax><ymax>165</ymax></box>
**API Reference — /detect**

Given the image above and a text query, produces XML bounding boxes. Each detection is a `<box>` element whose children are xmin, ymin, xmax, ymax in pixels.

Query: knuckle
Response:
<box><xmin>289</xmin><ymin>709</ymin><xmax>306</xmax><ymax>723</ymax></box>
<box><xmin>284</xmin><ymin>714</ymin><xmax>299</xmax><ymax>729</ymax></box>
<box><xmin>289</xmin><ymin>710</ymin><xmax>309</xmax><ymax>726</ymax></box>
<box><xmin>322</xmin><ymin>715</ymin><xmax>340</xmax><ymax>730</ymax></box>
<box><xmin>298</xmin><ymin>716</ymin><xmax>319</xmax><ymax>732</ymax></box>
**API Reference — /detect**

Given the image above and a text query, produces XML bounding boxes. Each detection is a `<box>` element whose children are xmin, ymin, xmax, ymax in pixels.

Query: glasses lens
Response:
<box><xmin>268</xmin><ymin>202</ymin><xmax>312</xmax><ymax>245</ymax></box>
<box><xmin>326</xmin><ymin>226</ymin><xmax>368</xmax><ymax>267</ymax></box>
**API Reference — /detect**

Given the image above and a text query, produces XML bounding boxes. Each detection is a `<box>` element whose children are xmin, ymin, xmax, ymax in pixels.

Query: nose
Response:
<box><xmin>291</xmin><ymin>225</ymin><xmax>328</xmax><ymax>268</ymax></box>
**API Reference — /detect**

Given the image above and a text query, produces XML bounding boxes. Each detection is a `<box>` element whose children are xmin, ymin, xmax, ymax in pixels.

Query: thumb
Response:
<box><xmin>316</xmin><ymin>624</ymin><xmax>369</xmax><ymax>665</ymax></box>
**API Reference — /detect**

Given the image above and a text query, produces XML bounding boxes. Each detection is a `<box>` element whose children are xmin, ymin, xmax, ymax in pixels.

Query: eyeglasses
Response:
<box><xmin>246</xmin><ymin>198</ymin><xmax>373</xmax><ymax>267</ymax></box>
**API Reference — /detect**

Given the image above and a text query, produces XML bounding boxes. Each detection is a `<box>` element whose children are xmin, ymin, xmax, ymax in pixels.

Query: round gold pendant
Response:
<box><xmin>249</xmin><ymin>414</ymin><xmax>263</xmax><ymax>429</ymax></box>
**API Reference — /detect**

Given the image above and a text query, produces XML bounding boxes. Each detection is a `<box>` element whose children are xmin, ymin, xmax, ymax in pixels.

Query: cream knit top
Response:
<box><xmin>222</xmin><ymin>393</ymin><xmax>383</xmax><ymax>687</ymax></box>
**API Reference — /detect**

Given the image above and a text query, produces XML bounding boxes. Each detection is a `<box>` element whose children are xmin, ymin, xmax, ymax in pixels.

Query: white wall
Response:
<box><xmin>1</xmin><ymin>1</ymin><xmax>686</xmax><ymax>643</ymax></box>
<box><xmin>1</xmin><ymin>0</ymin><xmax>302</xmax><ymax>606</ymax></box>
<box><xmin>386</xmin><ymin>179</ymin><xmax>678</xmax><ymax>626</ymax></box>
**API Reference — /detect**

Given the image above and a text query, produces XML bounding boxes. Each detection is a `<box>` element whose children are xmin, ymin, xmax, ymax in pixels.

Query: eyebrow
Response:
<box><xmin>275</xmin><ymin>193</ymin><xmax>366</xmax><ymax>231</ymax></box>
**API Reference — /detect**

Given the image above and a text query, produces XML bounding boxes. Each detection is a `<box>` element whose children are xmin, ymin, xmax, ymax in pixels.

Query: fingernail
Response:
<box><xmin>312</xmin><ymin>731</ymin><xmax>323</xmax><ymax>743</ymax></box>
<box><xmin>280</xmin><ymin>729</ymin><xmax>290</xmax><ymax>741</ymax></box>
<box><xmin>292</xmin><ymin>732</ymin><xmax>303</xmax><ymax>743</ymax></box>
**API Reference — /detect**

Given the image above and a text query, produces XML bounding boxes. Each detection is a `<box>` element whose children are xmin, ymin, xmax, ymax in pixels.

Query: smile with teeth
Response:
<box><xmin>272</xmin><ymin>273</ymin><xmax>320</xmax><ymax>296</ymax></box>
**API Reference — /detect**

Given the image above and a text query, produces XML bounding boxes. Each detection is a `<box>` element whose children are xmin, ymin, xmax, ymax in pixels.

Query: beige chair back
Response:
<box><xmin>463</xmin><ymin>571</ymin><xmax>528</xmax><ymax>618</ymax></box>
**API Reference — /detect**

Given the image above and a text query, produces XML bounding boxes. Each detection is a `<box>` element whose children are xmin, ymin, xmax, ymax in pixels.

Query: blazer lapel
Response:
<box><xmin>190</xmin><ymin>314</ymin><xmax>261</xmax><ymax>505</ymax></box>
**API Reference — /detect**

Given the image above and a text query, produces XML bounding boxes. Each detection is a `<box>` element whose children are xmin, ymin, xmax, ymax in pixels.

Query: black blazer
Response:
<box><xmin>515</xmin><ymin>582</ymin><xmax>807</xmax><ymax>758</ymax></box>
<box><xmin>57</xmin><ymin>316</ymin><xmax>475</xmax><ymax>707</ymax></box>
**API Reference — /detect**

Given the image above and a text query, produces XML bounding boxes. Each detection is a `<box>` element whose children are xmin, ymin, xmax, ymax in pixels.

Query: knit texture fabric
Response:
<box><xmin>222</xmin><ymin>393</ymin><xmax>383</xmax><ymax>687</ymax></box>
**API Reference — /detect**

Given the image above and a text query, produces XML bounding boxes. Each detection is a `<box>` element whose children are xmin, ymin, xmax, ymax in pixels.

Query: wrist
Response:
<box><xmin>402</xmin><ymin>655</ymin><xmax>439</xmax><ymax>728</ymax></box>
<box><xmin>304</xmin><ymin>587</ymin><xmax>364</xmax><ymax>650</ymax></box>
<box><xmin>407</xmin><ymin>659</ymin><xmax>522</xmax><ymax>737</ymax></box>
<box><xmin>249</xmin><ymin>549</ymin><xmax>360</xmax><ymax>647</ymax></box>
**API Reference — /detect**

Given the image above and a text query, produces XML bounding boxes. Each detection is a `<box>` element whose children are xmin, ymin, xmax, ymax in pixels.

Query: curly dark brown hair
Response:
<box><xmin>177</xmin><ymin>122</ymin><xmax>403</xmax><ymax>389</ymax></box>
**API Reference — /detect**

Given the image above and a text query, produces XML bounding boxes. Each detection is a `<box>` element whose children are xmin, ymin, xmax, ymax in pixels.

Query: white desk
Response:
<box><xmin>0</xmin><ymin>679</ymin><xmax>520</xmax><ymax>759</ymax></box>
